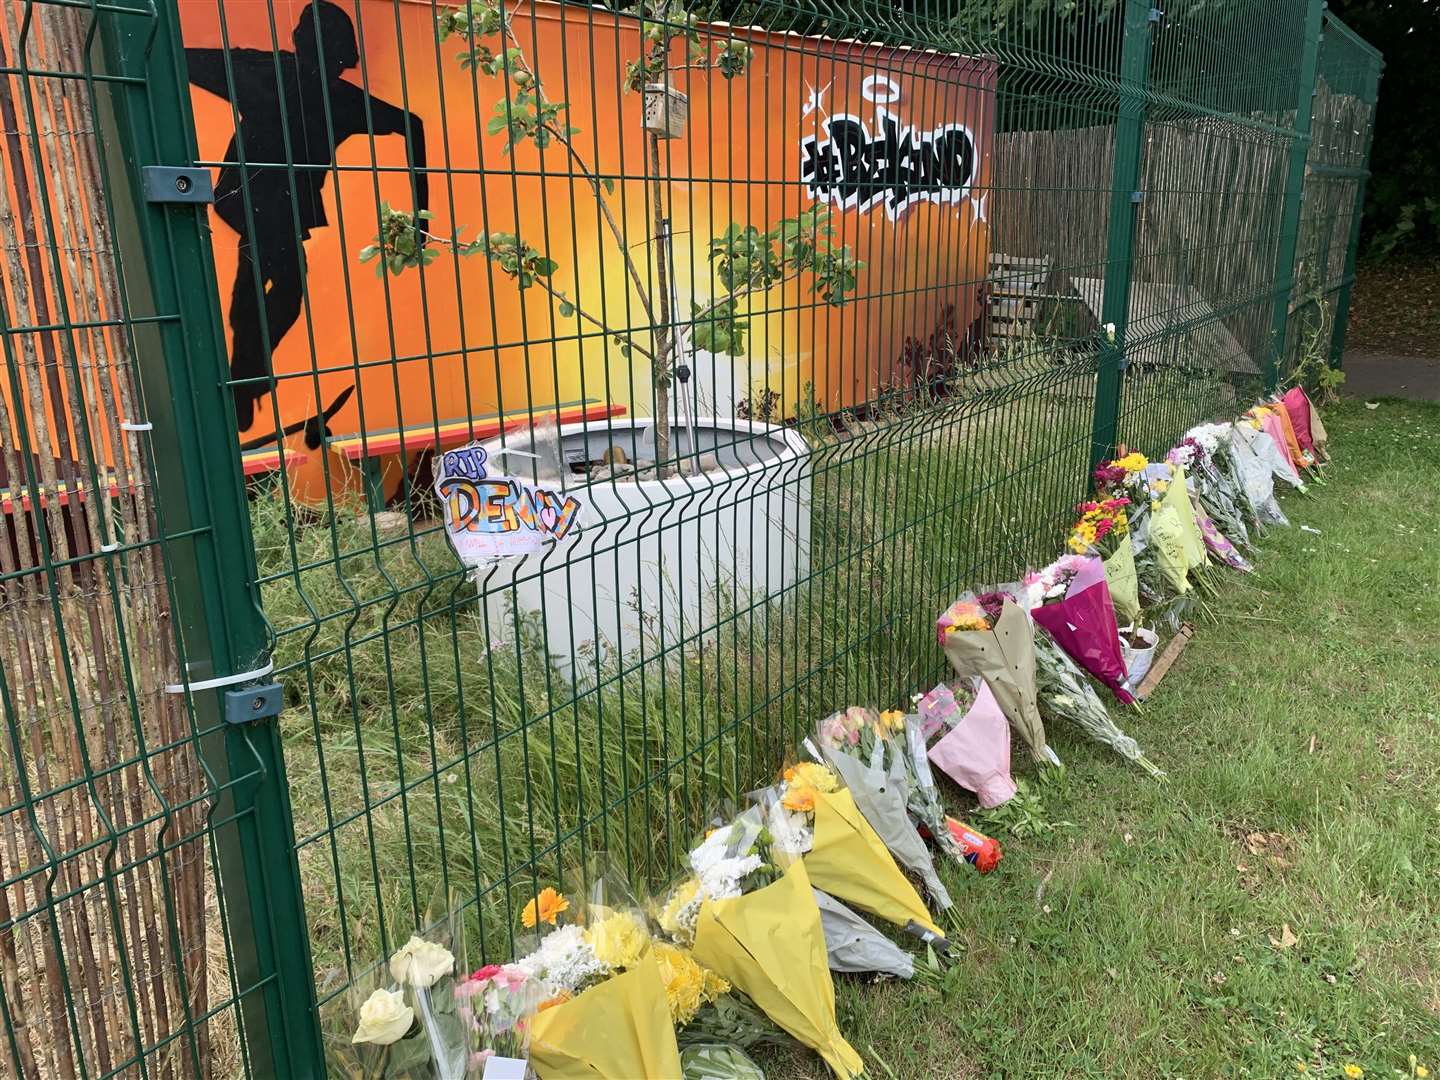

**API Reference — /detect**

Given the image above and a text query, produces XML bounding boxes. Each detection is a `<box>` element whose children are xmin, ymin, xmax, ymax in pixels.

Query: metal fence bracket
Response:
<box><xmin>225</xmin><ymin>683</ymin><xmax>284</xmax><ymax>725</ymax></box>
<box><xmin>142</xmin><ymin>165</ymin><xmax>214</xmax><ymax>204</ymax></box>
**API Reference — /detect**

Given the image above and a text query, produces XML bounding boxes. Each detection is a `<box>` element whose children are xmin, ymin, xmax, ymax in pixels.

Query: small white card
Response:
<box><xmin>482</xmin><ymin>1056</ymin><xmax>530</xmax><ymax>1080</ymax></box>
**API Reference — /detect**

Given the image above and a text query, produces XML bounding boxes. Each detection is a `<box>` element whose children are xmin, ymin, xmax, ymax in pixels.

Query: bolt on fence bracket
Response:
<box><xmin>141</xmin><ymin>166</ymin><xmax>214</xmax><ymax>205</ymax></box>
<box><xmin>1130</xmin><ymin>190</ymin><xmax>1144</xmax><ymax>203</ymax></box>
<box><xmin>224</xmin><ymin>683</ymin><xmax>284</xmax><ymax>725</ymax></box>
<box><xmin>1148</xmin><ymin>7</ymin><xmax>1163</xmax><ymax>23</ymax></box>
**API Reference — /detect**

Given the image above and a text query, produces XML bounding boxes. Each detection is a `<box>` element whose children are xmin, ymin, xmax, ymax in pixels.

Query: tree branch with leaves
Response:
<box><xmin>361</xmin><ymin>0</ymin><xmax>863</xmax><ymax>473</ymax></box>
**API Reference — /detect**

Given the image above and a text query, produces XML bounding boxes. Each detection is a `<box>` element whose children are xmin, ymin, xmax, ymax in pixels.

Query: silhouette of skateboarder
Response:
<box><xmin>187</xmin><ymin>1</ymin><xmax>428</xmax><ymax>433</ymax></box>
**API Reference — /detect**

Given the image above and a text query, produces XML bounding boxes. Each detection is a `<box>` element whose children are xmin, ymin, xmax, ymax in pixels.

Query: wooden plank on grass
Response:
<box><xmin>1136</xmin><ymin>622</ymin><xmax>1195</xmax><ymax>699</ymax></box>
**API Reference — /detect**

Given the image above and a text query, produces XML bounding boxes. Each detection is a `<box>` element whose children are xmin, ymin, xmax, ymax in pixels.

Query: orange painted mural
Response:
<box><xmin>0</xmin><ymin>0</ymin><xmax>993</xmax><ymax>500</ymax></box>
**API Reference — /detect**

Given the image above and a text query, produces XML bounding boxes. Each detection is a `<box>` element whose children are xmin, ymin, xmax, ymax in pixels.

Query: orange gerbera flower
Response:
<box><xmin>538</xmin><ymin>991</ymin><xmax>571</xmax><ymax>1012</ymax></box>
<box><xmin>520</xmin><ymin>886</ymin><xmax>569</xmax><ymax>929</ymax></box>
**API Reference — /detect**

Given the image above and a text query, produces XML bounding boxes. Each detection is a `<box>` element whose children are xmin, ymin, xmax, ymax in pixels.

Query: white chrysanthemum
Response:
<box><xmin>1185</xmin><ymin>422</ymin><xmax>1230</xmax><ymax>454</ymax></box>
<box><xmin>514</xmin><ymin>924</ymin><xmax>607</xmax><ymax>995</ymax></box>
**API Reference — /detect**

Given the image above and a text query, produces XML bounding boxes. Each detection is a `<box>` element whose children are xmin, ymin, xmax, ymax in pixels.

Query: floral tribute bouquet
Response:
<box><xmin>1241</xmin><ymin>405</ymin><xmax>1308</xmax><ymax>490</ymax></box>
<box><xmin>936</xmin><ymin>591</ymin><xmax>1059</xmax><ymax>767</ymax></box>
<box><xmin>953</xmin><ymin>585</ymin><xmax>1163</xmax><ymax>777</ymax></box>
<box><xmin>1281</xmin><ymin>385</ymin><xmax>1328</xmax><ymax>461</ymax></box>
<box><xmin>1068</xmin><ymin>495</ymin><xmax>1140</xmax><ymax>626</ymax></box>
<box><xmin>454</xmin><ymin>962</ymin><xmax>544</xmax><ymax>1077</ymax></box>
<box><xmin>814</xmin><ymin>706</ymin><xmax>954</xmax><ymax>908</ymax></box>
<box><xmin>923</xmin><ymin>679</ymin><xmax>1018</xmax><ymax>809</ymax></box>
<box><xmin>656</xmin><ymin>807</ymin><xmax>864</xmax><ymax>1078</ymax></box>
<box><xmin>763</xmin><ymin>759</ymin><xmax>946</xmax><ymax>944</ymax></box>
<box><xmin>1023</xmin><ymin>554</ymin><xmax>1135</xmax><ymax>704</ymax></box>
<box><xmin>1227</xmin><ymin>422</ymin><xmax>1291</xmax><ymax>527</ymax></box>
<box><xmin>1169</xmin><ymin>429</ymin><xmax>1254</xmax><ymax>554</ymax></box>
<box><xmin>899</xmin><ymin>687</ymin><xmax>1001</xmax><ymax>852</ymax></box>
<box><xmin>1031</xmin><ymin>621</ymin><xmax>1165</xmax><ymax>778</ymax></box>
<box><xmin>1092</xmin><ymin>450</ymin><xmax>1151</xmax><ymax>498</ymax></box>
<box><xmin>504</xmin><ymin>880</ymin><xmax>682</xmax><ymax>1079</ymax></box>
<box><xmin>343</xmin><ymin>921</ymin><xmax>468</xmax><ymax>1079</ymax></box>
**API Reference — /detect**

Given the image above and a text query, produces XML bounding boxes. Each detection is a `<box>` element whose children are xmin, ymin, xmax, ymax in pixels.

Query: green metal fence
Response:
<box><xmin>0</xmin><ymin>0</ymin><xmax>1381</xmax><ymax>1074</ymax></box>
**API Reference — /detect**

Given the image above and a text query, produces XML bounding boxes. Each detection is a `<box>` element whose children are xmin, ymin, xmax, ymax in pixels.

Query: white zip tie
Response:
<box><xmin>120</xmin><ymin>420</ymin><xmax>153</xmax><ymax>432</ymax></box>
<box><xmin>99</xmin><ymin>542</ymin><xmax>119</xmax><ymax>553</ymax></box>
<box><xmin>164</xmin><ymin>661</ymin><xmax>274</xmax><ymax>695</ymax></box>
<box><xmin>487</xmin><ymin>447</ymin><xmax>539</xmax><ymax>459</ymax></box>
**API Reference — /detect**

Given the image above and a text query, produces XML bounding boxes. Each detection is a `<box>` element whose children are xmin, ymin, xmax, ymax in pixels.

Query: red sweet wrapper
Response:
<box><xmin>944</xmin><ymin>817</ymin><xmax>1002</xmax><ymax>874</ymax></box>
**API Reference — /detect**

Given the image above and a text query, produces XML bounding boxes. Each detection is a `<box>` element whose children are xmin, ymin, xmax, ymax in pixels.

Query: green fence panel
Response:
<box><xmin>0</xmin><ymin>0</ymin><xmax>1381</xmax><ymax>1074</ymax></box>
<box><xmin>1304</xmin><ymin>12</ymin><xmax>1385</xmax><ymax>372</ymax></box>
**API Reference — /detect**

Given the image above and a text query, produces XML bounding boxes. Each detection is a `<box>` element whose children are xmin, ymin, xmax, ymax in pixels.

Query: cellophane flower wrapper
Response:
<box><xmin>926</xmin><ymin>679</ymin><xmax>1017</xmax><ymax>808</ymax></box>
<box><xmin>394</xmin><ymin>910</ymin><xmax>470</xmax><ymax>1080</ymax></box>
<box><xmin>812</xmin><ymin>888</ymin><xmax>915</xmax><ymax>978</ymax></box>
<box><xmin>333</xmin><ymin>964</ymin><xmax>427</xmax><ymax>1079</ymax></box>
<box><xmin>815</xmin><ymin>708</ymin><xmax>953</xmax><ymax>909</ymax></box>
<box><xmin>1196</xmin><ymin>512</ymin><xmax>1252</xmax><ymax>571</ymax></box>
<box><xmin>1230</xmin><ymin>425</ymin><xmax>1290</xmax><ymax>526</ymax></box>
<box><xmin>455</xmin><ymin>963</ymin><xmax>543</xmax><ymax>1078</ymax></box>
<box><xmin>523</xmin><ymin>877</ymin><xmax>683</xmax><ymax>1080</ymax></box>
<box><xmin>1176</xmin><ymin>430</ymin><xmax>1254</xmax><ymax>551</ymax></box>
<box><xmin>1196</xmin><ymin>424</ymin><xmax>1265</xmax><ymax>535</ymax></box>
<box><xmin>681</xmin><ymin>1043</ymin><xmax>768</xmax><ymax>1080</ymax></box>
<box><xmin>765</xmin><ymin>760</ymin><xmax>946</xmax><ymax>941</ymax></box>
<box><xmin>1281</xmin><ymin>387</ymin><xmax>1316</xmax><ymax>454</ymax></box>
<box><xmin>1256</xmin><ymin>412</ymin><xmax>1307</xmax><ymax>488</ymax></box>
<box><xmin>1031</xmin><ymin>627</ymin><xmax>1165</xmax><ymax>778</ymax></box>
<box><xmin>1157</xmin><ymin>464</ymin><xmax>1207</xmax><ymax>571</ymax></box>
<box><xmin>655</xmin><ymin>806</ymin><xmax>774</xmax><ymax>948</ymax></box>
<box><xmin>526</xmin><ymin>950</ymin><xmax>682</xmax><ymax>1080</ymax></box>
<box><xmin>1268</xmin><ymin>398</ymin><xmax>1314</xmax><ymax>470</ymax></box>
<box><xmin>1102</xmin><ymin>541</ymin><xmax>1142</xmax><ymax>625</ymax></box>
<box><xmin>900</xmin><ymin>709</ymin><xmax>975</xmax><ymax>860</ymax></box>
<box><xmin>1138</xmin><ymin>498</ymin><xmax>1190</xmax><ymax>594</ymax></box>
<box><xmin>1026</xmin><ymin>555</ymin><xmax>1135</xmax><ymax>705</ymax></box>
<box><xmin>691</xmin><ymin>859</ymin><xmax>864</xmax><ymax>1079</ymax></box>
<box><xmin>937</xmin><ymin>593</ymin><xmax>1053</xmax><ymax>765</ymax></box>
<box><xmin>1307</xmin><ymin>398</ymin><xmax>1330</xmax><ymax>460</ymax></box>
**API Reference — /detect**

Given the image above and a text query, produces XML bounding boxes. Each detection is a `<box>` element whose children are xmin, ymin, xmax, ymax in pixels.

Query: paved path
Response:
<box><xmin>1342</xmin><ymin>350</ymin><xmax>1440</xmax><ymax>402</ymax></box>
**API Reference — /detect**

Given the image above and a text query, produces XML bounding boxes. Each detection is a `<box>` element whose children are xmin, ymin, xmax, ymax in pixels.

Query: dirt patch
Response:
<box><xmin>1346</xmin><ymin>259</ymin><xmax>1440</xmax><ymax>356</ymax></box>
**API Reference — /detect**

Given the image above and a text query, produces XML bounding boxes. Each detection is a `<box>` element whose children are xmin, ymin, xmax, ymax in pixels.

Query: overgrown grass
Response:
<box><xmin>751</xmin><ymin>398</ymin><xmax>1440</xmax><ymax>1079</ymax></box>
<box><xmin>248</xmin><ymin>354</ymin><xmax>1247</xmax><ymax>1052</ymax></box>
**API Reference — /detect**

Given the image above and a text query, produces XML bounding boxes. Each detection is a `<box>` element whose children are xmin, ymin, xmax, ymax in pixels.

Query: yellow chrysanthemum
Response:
<box><xmin>653</xmin><ymin>942</ymin><xmax>728</xmax><ymax>1025</ymax></box>
<box><xmin>1343</xmin><ymin>1065</ymin><xmax>1364</xmax><ymax>1079</ymax></box>
<box><xmin>791</xmin><ymin>762</ymin><xmax>837</xmax><ymax>794</ymax></box>
<box><xmin>585</xmin><ymin>910</ymin><xmax>649</xmax><ymax>971</ymax></box>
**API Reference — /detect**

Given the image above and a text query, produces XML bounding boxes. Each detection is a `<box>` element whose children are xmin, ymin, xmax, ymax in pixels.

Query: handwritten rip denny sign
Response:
<box><xmin>435</xmin><ymin>444</ymin><xmax>584</xmax><ymax>563</ymax></box>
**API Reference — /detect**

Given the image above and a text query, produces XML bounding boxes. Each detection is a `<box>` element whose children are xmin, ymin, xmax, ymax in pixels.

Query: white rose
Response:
<box><xmin>388</xmin><ymin>936</ymin><xmax>455</xmax><ymax>988</ymax></box>
<box><xmin>351</xmin><ymin>988</ymin><xmax>414</xmax><ymax>1046</ymax></box>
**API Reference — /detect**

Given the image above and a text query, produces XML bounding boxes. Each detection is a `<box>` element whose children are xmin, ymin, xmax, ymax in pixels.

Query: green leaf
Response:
<box><xmin>601</xmin><ymin>177</ymin><xmax>616</xmax><ymax>195</ymax></box>
<box><xmin>486</xmin><ymin>114</ymin><xmax>508</xmax><ymax>135</ymax></box>
<box><xmin>532</xmin><ymin>257</ymin><xmax>559</xmax><ymax>277</ymax></box>
<box><xmin>558</xmin><ymin>300</ymin><xmax>576</xmax><ymax>318</ymax></box>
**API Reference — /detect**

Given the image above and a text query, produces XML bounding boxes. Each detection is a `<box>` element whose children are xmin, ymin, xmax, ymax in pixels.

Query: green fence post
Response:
<box><xmin>103</xmin><ymin>2</ymin><xmax>326</xmax><ymax>1075</ymax></box>
<box><xmin>1263</xmin><ymin>0</ymin><xmax>1326</xmax><ymax>391</ymax></box>
<box><xmin>1329</xmin><ymin>51</ymin><xmax>1384</xmax><ymax>368</ymax></box>
<box><xmin>1089</xmin><ymin>0</ymin><xmax>1154</xmax><ymax>468</ymax></box>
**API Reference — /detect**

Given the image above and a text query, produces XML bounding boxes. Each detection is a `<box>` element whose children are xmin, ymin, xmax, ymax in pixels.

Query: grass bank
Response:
<box><xmin>762</xmin><ymin>397</ymin><xmax>1440</xmax><ymax>1078</ymax></box>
